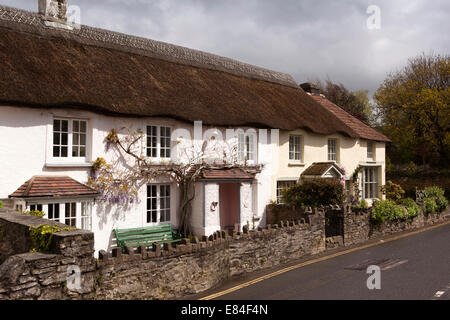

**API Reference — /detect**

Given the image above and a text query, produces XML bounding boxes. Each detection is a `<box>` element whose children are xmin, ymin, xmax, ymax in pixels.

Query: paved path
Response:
<box><xmin>196</xmin><ymin>222</ymin><xmax>450</xmax><ymax>300</ymax></box>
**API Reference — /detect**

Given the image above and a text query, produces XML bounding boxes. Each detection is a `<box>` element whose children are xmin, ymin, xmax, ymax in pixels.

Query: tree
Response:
<box><xmin>315</xmin><ymin>79</ymin><xmax>374</xmax><ymax>125</ymax></box>
<box><xmin>88</xmin><ymin>127</ymin><xmax>260</xmax><ymax>235</ymax></box>
<box><xmin>374</xmin><ymin>53</ymin><xmax>450</xmax><ymax>167</ymax></box>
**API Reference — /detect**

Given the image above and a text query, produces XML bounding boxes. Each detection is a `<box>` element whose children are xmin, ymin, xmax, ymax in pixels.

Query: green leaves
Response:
<box><xmin>282</xmin><ymin>179</ymin><xmax>345</xmax><ymax>208</ymax></box>
<box><xmin>29</xmin><ymin>224</ymin><xmax>72</xmax><ymax>253</ymax></box>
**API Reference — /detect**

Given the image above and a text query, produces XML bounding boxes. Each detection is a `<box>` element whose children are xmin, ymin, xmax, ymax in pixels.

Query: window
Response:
<box><xmin>29</xmin><ymin>201</ymin><xmax>93</xmax><ymax>230</ymax></box>
<box><xmin>147</xmin><ymin>184</ymin><xmax>171</xmax><ymax>224</ymax></box>
<box><xmin>363</xmin><ymin>167</ymin><xmax>379</xmax><ymax>199</ymax></box>
<box><xmin>72</xmin><ymin>120</ymin><xmax>87</xmax><ymax>157</ymax></box>
<box><xmin>146</xmin><ymin>126</ymin><xmax>171</xmax><ymax>159</ymax></box>
<box><xmin>238</xmin><ymin>133</ymin><xmax>256</xmax><ymax>162</ymax></box>
<box><xmin>367</xmin><ymin>141</ymin><xmax>374</xmax><ymax>160</ymax></box>
<box><xmin>81</xmin><ymin>201</ymin><xmax>92</xmax><ymax>231</ymax></box>
<box><xmin>29</xmin><ymin>204</ymin><xmax>43</xmax><ymax>212</ymax></box>
<box><xmin>53</xmin><ymin>119</ymin><xmax>68</xmax><ymax>157</ymax></box>
<box><xmin>289</xmin><ymin>135</ymin><xmax>302</xmax><ymax>161</ymax></box>
<box><xmin>15</xmin><ymin>204</ymin><xmax>23</xmax><ymax>212</ymax></box>
<box><xmin>277</xmin><ymin>181</ymin><xmax>296</xmax><ymax>204</ymax></box>
<box><xmin>48</xmin><ymin>203</ymin><xmax>60</xmax><ymax>222</ymax></box>
<box><xmin>328</xmin><ymin>138</ymin><xmax>338</xmax><ymax>161</ymax></box>
<box><xmin>65</xmin><ymin>203</ymin><xmax>77</xmax><ymax>227</ymax></box>
<box><xmin>53</xmin><ymin>118</ymin><xmax>88</xmax><ymax>159</ymax></box>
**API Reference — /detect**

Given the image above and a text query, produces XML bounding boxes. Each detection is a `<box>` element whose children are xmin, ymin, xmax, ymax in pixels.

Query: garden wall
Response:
<box><xmin>0</xmin><ymin>205</ymin><xmax>448</xmax><ymax>300</ymax></box>
<box><xmin>0</xmin><ymin>209</ymin><xmax>96</xmax><ymax>300</ymax></box>
<box><xmin>343</xmin><ymin>205</ymin><xmax>449</xmax><ymax>246</ymax></box>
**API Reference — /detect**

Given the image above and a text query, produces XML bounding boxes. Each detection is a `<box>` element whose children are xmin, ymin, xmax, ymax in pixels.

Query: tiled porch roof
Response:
<box><xmin>9</xmin><ymin>176</ymin><xmax>99</xmax><ymax>199</ymax></box>
<box><xmin>201</xmin><ymin>168</ymin><xmax>255</xmax><ymax>180</ymax></box>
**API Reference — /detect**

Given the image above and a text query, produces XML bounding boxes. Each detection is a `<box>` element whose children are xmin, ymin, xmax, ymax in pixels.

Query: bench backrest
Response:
<box><xmin>114</xmin><ymin>224</ymin><xmax>175</xmax><ymax>247</ymax></box>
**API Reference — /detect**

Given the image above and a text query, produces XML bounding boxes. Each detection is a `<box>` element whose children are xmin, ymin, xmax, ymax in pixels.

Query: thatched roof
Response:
<box><xmin>0</xmin><ymin>5</ymin><xmax>361</xmax><ymax>137</ymax></box>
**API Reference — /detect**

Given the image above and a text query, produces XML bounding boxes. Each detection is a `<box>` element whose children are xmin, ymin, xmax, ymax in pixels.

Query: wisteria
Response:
<box><xmin>88</xmin><ymin>126</ymin><xmax>261</xmax><ymax>235</ymax></box>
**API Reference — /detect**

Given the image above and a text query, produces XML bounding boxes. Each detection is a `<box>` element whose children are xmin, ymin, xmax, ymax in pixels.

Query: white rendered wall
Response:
<box><xmin>0</xmin><ymin>106</ymin><xmax>276</xmax><ymax>252</ymax></box>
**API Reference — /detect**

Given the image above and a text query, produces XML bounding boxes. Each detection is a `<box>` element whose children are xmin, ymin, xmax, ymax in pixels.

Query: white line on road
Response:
<box><xmin>381</xmin><ymin>259</ymin><xmax>408</xmax><ymax>271</ymax></box>
<box><xmin>431</xmin><ymin>283</ymin><xmax>450</xmax><ymax>300</ymax></box>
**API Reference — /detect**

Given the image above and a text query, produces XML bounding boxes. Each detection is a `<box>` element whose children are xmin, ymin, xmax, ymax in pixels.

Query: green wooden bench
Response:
<box><xmin>114</xmin><ymin>224</ymin><xmax>182</xmax><ymax>251</ymax></box>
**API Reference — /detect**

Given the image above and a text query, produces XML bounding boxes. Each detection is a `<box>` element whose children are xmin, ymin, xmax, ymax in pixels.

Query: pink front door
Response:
<box><xmin>219</xmin><ymin>183</ymin><xmax>240</xmax><ymax>231</ymax></box>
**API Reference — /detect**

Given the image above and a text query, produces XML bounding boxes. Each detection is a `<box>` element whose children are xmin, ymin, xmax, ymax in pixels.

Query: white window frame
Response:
<box><xmin>27</xmin><ymin>200</ymin><xmax>94</xmax><ymax>231</ymax></box>
<box><xmin>146</xmin><ymin>125</ymin><xmax>172</xmax><ymax>160</ymax></box>
<box><xmin>363</xmin><ymin>167</ymin><xmax>379</xmax><ymax>200</ymax></box>
<box><xmin>276</xmin><ymin>180</ymin><xmax>296</xmax><ymax>204</ymax></box>
<box><xmin>49</xmin><ymin>117</ymin><xmax>90</xmax><ymax>164</ymax></box>
<box><xmin>328</xmin><ymin>138</ymin><xmax>339</xmax><ymax>162</ymax></box>
<box><xmin>289</xmin><ymin>135</ymin><xmax>303</xmax><ymax>163</ymax></box>
<box><xmin>238</xmin><ymin>132</ymin><xmax>257</xmax><ymax>164</ymax></box>
<box><xmin>367</xmin><ymin>141</ymin><xmax>375</xmax><ymax>161</ymax></box>
<box><xmin>146</xmin><ymin>184</ymin><xmax>172</xmax><ymax>225</ymax></box>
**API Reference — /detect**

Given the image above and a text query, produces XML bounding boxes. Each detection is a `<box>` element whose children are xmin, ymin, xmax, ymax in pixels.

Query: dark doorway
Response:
<box><xmin>219</xmin><ymin>183</ymin><xmax>240</xmax><ymax>232</ymax></box>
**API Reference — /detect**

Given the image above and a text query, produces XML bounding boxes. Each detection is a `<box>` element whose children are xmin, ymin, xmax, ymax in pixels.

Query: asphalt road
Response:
<box><xmin>199</xmin><ymin>222</ymin><xmax>450</xmax><ymax>300</ymax></box>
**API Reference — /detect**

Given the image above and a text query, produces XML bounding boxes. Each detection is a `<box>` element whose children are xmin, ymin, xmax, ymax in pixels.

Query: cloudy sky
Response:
<box><xmin>2</xmin><ymin>0</ymin><xmax>449</xmax><ymax>96</ymax></box>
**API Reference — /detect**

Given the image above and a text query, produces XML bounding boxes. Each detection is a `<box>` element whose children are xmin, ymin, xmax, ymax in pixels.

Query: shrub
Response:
<box><xmin>423</xmin><ymin>197</ymin><xmax>438</xmax><ymax>215</ymax></box>
<box><xmin>380</xmin><ymin>180</ymin><xmax>405</xmax><ymax>203</ymax></box>
<box><xmin>282</xmin><ymin>179</ymin><xmax>345</xmax><ymax>208</ymax></box>
<box><xmin>424</xmin><ymin>186</ymin><xmax>448</xmax><ymax>212</ymax></box>
<box><xmin>353</xmin><ymin>199</ymin><xmax>369</xmax><ymax>212</ymax></box>
<box><xmin>0</xmin><ymin>200</ymin><xmax>4</xmax><ymax>209</ymax></box>
<box><xmin>371</xmin><ymin>199</ymin><xmax>408</xmax><ymax>223</ymax></box>
<box><xmin>23</xmin><ymin>210</ymin><xmax>45</xmax><ymax>219</ymax></box>
<box><xmin>400</xmin><ymin>198</ymin><xmax>420</xmax><ymax>219</ymax></box>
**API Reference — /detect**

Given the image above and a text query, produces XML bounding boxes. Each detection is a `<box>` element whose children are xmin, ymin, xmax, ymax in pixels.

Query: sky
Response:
<box><xmin>1</xmin><ymin>0</ymin><xmax>449</xmax><ymax>96</ymax></box>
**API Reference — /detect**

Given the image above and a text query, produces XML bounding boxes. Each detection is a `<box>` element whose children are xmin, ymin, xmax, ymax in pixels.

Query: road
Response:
<box><xmin>197</xmin><ymin>222</ymin><xmax>450</xmax><ymax>300</ymax></box>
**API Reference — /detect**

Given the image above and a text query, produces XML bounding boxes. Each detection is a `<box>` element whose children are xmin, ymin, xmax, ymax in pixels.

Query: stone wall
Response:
<box><xmin>0</xmin><ymin>209</ymin><xmax>96</xmax><ymax>300</ymax></box>
<box><xmin>343</xmin><ymin>205</ymin><xmax>449</xmax><ymax>246</ymax></box>
<box><xmin>94</xmin><ymin>210</ymin><xmax>325</xmax><ymax>300</ymax></box>
<box><xmin>0</xmin><ymin>205</ymin><xmax>448</xmax><ymax>300</ymax></box>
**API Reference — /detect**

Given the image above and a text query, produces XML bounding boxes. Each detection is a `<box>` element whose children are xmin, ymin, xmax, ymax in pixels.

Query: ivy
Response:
<box><xmin>23</xmin><ymin>210</ymin><xmax>45</xmax><ymax>219</ymax></box>
<box><xmin>29</xmin><ymin>224</ymin><xmax>72</xmax><ymax>253</ymax></box>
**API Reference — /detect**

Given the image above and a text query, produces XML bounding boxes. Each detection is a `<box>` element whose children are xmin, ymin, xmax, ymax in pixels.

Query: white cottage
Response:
<box><xmin>0</xmin><ymin>1</ymin><xmax>389</xmax><ymax>254</ymax></box>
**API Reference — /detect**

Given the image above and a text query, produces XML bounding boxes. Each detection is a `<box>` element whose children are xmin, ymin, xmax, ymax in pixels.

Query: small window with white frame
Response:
<box><xmin>328</xmin><ymin>138</ymin><xmax>338</xmax><ymax>162</ymax></box>
<box><xmin>47</xmin><ymin>203</ymin><xmax>61</xmax><ymax>222</ymax></box>
<box><xmin>52</xmin><ymin>118</ymin><xmax>88</xmax><ymax>160</ymax></box>
<box><xmin>289</xmin><ymin>135</ymin><xmax>302</xmax><ymax>162</ymax></box>
<box><xmin>363</xmin><ymin>167</ymin><xmax>379</xmax><ymax>199</ymax></box>
<box><xmin>367</xmin><ymin>141</ymin><xmax>374</xmax><ymax>161</ymax></box>
<box><xmin>146</xmin><ymin>125</ymin><xmax>172</xmax><ymax>159</ymax></box>
<box><xmin>28</xmin><ymin>201</ymin><xmax>93</xmax><ymax>231</ymax></box>
<box><xmin>147</xmin><ymin>184</ymin><xmax>171</xmax><ymax>224</ymax></box>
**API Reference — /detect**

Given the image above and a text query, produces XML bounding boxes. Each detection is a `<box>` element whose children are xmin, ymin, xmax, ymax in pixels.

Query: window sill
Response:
<box><xmin>288</xmin><ymin>162</ymin><xmax>305</xmax><ymax>167</ymax></box>
<box><xmin>45</xmin><ymin>162</ymin><xmax>93</xmax><ymax>168</ymax></box>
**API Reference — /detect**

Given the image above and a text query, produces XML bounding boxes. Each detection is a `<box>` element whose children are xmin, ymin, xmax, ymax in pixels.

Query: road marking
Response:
<box><xmin>381</xmin><ymin>259</ymin><xmax>408</xmax><ymax>270</ymax></box>
<box><xmin>431</xmin><ymin>283</ymin><xmax>450</xmax><ymax>300</ymax></box>
<box><xmin>199</xmin><ymin>219</ymin><xmax>450</xmax><ymax>300</ymax></box>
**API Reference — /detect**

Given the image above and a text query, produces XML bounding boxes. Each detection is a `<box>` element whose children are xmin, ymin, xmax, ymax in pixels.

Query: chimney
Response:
<box><xmin>38</xmin><ymin>0</ymin><xmax>73</xmax><ymax>29</ymax></box>
<box><xmin>300</xmin><ymin>82</ymin><xmax>321</xmax><ymax>95</ymax></box>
